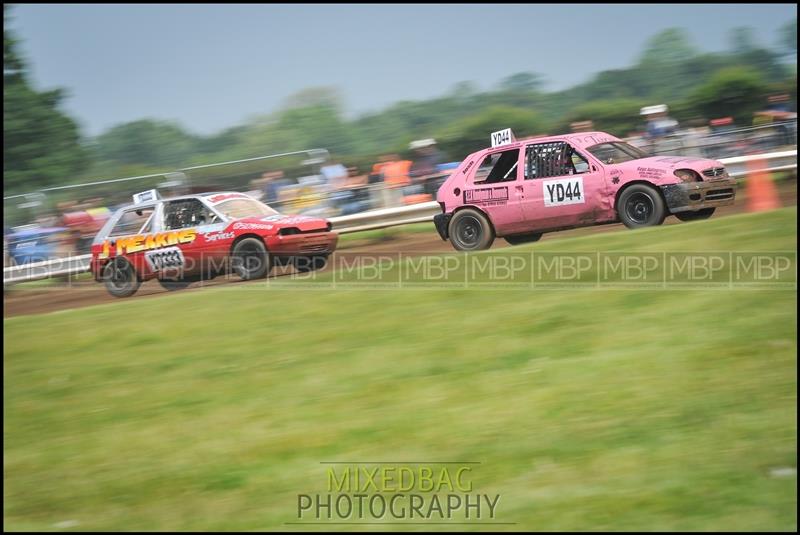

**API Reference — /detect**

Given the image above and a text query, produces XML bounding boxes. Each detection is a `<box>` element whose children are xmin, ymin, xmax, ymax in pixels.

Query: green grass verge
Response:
<box><xmin>4</xmin><ymin>208</ymin><xmax>797</xmax><ymax>531</ymax></box>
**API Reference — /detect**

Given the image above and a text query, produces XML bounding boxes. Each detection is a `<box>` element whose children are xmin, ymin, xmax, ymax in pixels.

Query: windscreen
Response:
<box><xmin>214</xmin><ymin>198</ymin><xmax>280</xmax><ymax>219</ymax></box>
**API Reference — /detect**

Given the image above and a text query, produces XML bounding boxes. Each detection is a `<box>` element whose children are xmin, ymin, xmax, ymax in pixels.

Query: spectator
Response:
<box><xmin>260</xmin><ymin>170</ymin><xmax>286</xmax><ymax>205</ymax></box>
<box><xmin>379</xmin><ymin>154</ymin><xmax>413</xmax><ymax>208</ymax></box>
<box><xmin>345</xmin><ymin>166</ymin><xmax>368</xmax><ymax>188</ymax></box>
<box><xmin>641</xmin><ymin>104</ymin><xmax>679</xmax><ymax>144</ymax></box>
<box><xmin>320</xmin><ymin>160</ymin><xmax>349</xmax><ymax>190</ymax></box>
<box><xmin>369</xmin><ymin>154</ymin><xmax>393</xmax><ymax>184</ymax></box>
<box><xmin>409</xmin><ymin>139</ymin><xmax>445</xmax><ymax>179</ymax></box>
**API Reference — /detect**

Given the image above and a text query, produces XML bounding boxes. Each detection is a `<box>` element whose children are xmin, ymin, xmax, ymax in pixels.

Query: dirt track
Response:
<box><xmin>4</xmin><ymin>180</ymin><xmax>796</xmax><ymax>318</ymax></box>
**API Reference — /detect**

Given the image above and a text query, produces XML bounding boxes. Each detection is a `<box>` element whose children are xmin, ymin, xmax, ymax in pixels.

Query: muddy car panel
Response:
<box><xmin>434</xmin><ymin>131</ymin><xmax>736</xmax><ymax>239</ymax></box>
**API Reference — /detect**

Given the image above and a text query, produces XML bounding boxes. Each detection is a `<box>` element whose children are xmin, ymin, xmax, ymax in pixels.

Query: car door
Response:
<box><xmin>159</xmin><ymin>198</ymin><xmax>226</xmax><ymax>276</ymax></box>
<box><xmin>461</xmin><ymin>147</ymin><xmax>527</xmax><ymax>235</ymax></box>
<box><xmin>518</xmin><ymin>140</ymin><xmax>607</xmax><ymax>231</ymax></box>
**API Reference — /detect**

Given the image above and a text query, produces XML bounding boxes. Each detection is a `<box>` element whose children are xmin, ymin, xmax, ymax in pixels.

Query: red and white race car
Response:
<box><xmin>90</xmin><ymin>190</ymin><xmax>338</xmax><ymax>297</ymax></box>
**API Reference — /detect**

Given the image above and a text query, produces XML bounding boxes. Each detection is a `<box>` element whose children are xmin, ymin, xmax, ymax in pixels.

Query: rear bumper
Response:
<box><xmin>433</xmin><ymin>213</ymin><xmax>451</xmax><ymax>241</ymax></box>
<box><xmin>264</xmin><ymin>231</ymin><xmax>338</xmax><ymax>256</ymax></box>
<box><xmin>660</xmin><ymin>178</ymin><xmax>737</xmax><ymax>213</ymax></box>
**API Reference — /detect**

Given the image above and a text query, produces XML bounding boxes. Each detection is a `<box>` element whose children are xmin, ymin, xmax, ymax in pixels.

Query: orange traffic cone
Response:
<box><xmin>745</xmin><ymin>154</ymin><xmax>781</xmax><ymax>212</ymax></box>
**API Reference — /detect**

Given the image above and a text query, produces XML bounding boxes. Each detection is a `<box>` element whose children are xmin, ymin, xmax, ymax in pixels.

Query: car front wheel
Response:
<box><xmin>448</xmin><ymin>209</ymin><xmax>495</xmax><ymax>251</ymax></box>
<box><xmin>231</xmin><ymin>238</ymin><xmax>271</xmax><ymax>280</ymax></box>
<box><xmin>617</xmin><ymin>184</ymin><xmax>667</xmax><ymax>229</ymax></box>
<box><xmin>102</xmin><ymin>257</ymin><xmax>141</xmax><ymax>298</ymax></box>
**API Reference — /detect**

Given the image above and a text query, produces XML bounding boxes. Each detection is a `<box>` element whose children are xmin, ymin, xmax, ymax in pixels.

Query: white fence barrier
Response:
<box><xmin>4</xmin><ymin>150</ymin><xmax>796</xmax><ymax>285</ymax></box>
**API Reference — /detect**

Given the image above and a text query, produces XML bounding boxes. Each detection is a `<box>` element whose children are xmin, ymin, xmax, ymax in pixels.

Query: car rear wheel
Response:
<box><xmin>674</xmin><ymin>207</ymin><xmax>716</xmax><ymax>222</ymax></box>
<box><xmin>102</xmin><ymin>257</ymin><xmax>141</xmax><ymax>298</ymax></box>
<box><xmin>504</xmin><ymin>232</ymin><xmax>543</xmax><ymax>246</ymax></box>
<box><xmin>617</xmin><ymin>184</ymin><xmax>667</xmax><ymax>229</ymax></box>
<box><xmin>231</xmin><ymin>238</ymin><xmax>271</xmax><ymax>280</ymax></box>
<box><xmin>448</xmin><ymin>209</ymin><xmax>494</xmax><ymax>251</ymax></box>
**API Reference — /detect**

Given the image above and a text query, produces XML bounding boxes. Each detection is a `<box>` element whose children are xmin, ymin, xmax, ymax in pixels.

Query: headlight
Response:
<box><xmin>674</xmin><ymin>169</ymin><xmax>699</xmax><ymax>183</ymax></box>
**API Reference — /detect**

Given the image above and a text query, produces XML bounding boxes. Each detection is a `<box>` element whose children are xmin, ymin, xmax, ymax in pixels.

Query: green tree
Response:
<box><xmin>636</xmin><ymin>28</ymin><xmax>700</xmax><ymax>99</ymax></box>
<box><xmin>3</xmin><ymin>5</ymin><xmax>88</xmax><ymax>193</ymax></box>
<box><xmin>449</xmin><ymin>80</ymin><xmax>478</xmax><ymax>99</ymax></box>
<box><xmin>435</xmin><ymin>106</ymin><xmax>546</xmax><ymax>159</ymax></box>
<box><xmin>729</xmin><ymin>27</ymin><xmax>757</xmax><ymax>55</ymax></box>
<box><xmin>498</xmin><ymin>72</ymin><xmax>544</xmax><ymax>93</ymax></box>
<box><xmin>275</xmin><ymin>104</ymin><xmax>354</xmax><ymax>155</ymax></box>
<box><xmin>638</xmin><ymin>28</ymin><xmax>697</xmax><ymax>67</ymax></box>
<box><xmin>93</xmin><ymin>119</ymin><xmax>199</xmax><ymax>167</ymax></box>
<box><xmin>281</xmin><ymin>86</ymin><xmax>343</xmax><ymax>111</ymax></box>
<box><xmin>560</xmin><ymin>99</ymin><xmax>649</xmax><ymax>137</ymax></box>
<box><xmin>687</xmin><ymin>67</ymin><xmax>768</xmax><ymax>125</ymax></box>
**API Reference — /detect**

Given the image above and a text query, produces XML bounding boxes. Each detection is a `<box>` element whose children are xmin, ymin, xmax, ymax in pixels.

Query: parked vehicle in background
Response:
<box><xmin>5</xmin><ymin>226</ymin><xmax>69</xmax><ymax>265</ymax></box>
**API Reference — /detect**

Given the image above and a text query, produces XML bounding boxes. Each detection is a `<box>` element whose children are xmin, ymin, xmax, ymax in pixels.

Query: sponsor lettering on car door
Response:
<box><xmin>461</xmin><ymin>147</ymin><xmax>528</xmax><ymax>234</ymax></box>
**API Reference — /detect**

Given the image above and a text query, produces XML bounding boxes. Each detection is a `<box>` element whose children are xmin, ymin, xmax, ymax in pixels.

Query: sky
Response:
<box><xmin>9</xmin><ymin>3</ymin><xmax>798</xmax><ymax>137</ymax></box>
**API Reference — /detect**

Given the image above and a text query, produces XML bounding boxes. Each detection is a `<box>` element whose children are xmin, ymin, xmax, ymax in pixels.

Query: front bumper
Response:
<box><xmin>433</xmin><ymin>213</ymin><xmax>451</xmax><ymax>241</ymax></box>
<box><xmin>264</xmin><ymin>231</ymin><xmax>338</xmax><ymax>256</ymax></box>
<box><xmin>660</xmin><ymin>178</ymin><xmax>737</xmax><ymax>213</ymax></box>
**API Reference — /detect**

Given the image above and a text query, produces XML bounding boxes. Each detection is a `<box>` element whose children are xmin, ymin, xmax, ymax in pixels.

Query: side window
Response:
<box><xmin>473</xmin><ymin>149</ymin><xmax>520</xmax><ymax>184</ymax></box>
<box><xmin>109</xmin><ymin>208</ymin><xmax>154</xmax><ymax>237</ymax></box>
<box><xmin>140</xmin><ymin>211</ymin><xmax>155</xmax><ymax>233</ymax></box>
<box><xmin>525</xmin><ymin>142</ymin><xmax>589</xmax><ymax>179</ymax></box>
<box><xmin>162</xmin><ymin>199</ymin><xmax>215</xmax><ymax>230</ymax></box>
<box><xmin>571</xmin><ymin>150</ymin><xmax>590</xmax><ymax>174</ymax></box>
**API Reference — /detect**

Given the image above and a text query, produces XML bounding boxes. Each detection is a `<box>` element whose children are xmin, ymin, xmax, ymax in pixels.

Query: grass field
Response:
<box><xmin>4</xmin><ymin>208</ymin><xmax>797</xmax><ymax>531</ymax></box>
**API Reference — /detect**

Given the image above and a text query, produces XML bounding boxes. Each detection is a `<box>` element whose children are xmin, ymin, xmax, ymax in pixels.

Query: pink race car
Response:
<box><xmin>90</xmin><ymin>191</ymin><xmax>338</xmax><ymax>297</ymax></box>
<box><xmin>434</xmin><ymin>130</ymin><xmax>737</xmax><ymax>250</ymax></box>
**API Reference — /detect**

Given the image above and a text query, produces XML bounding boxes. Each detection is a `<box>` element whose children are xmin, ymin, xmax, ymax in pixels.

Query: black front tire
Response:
<box><xmin>448</xmin><ymin>209</ymin><xmax>495</xmax><ymax>251</ymax></box>
<box><xmin>674</xmin><ymin>207</ymin><xmax>716</xmax><ymax>222</ymax></box>
<box><xmin>617</xmin><ymin>184</ymin><xmax>667</xmax><ymax>229</ymax></box>
<box><xmin>231</xmin><ymin>238</ymin><xmax>271</xmax><ymax>280</ymax></box>
<box><xmin>102</xmin><ymin>257</ymin><xmax>141</xmax><ymax>298</ymax></box>
<box><xmin>504</xmin><ymin>232</ymin><xmax>543</xmax><ymax>246</ymax></box>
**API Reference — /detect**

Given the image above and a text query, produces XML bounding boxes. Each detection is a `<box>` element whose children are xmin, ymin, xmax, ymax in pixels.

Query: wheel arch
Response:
<box><xmin>229</xmin><ymin>233</ymin><xmax>268</xmax><ymax>255</ymax></box>
<box><xmin>613</xmin><ymin>180</ymin><xmax>668</xmax><ymax>214</ymax></box>
<box><xmin>102</xmin><ymin>255</ymin><xmax>143</xmax><ymax>281</ymax></box>
<box><xmin>451</xmin><ymin>205</ymin><xmax>497</xmax><ymax>236</ymax></box>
